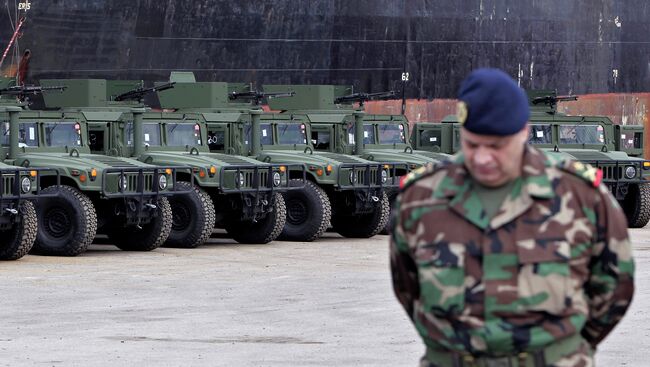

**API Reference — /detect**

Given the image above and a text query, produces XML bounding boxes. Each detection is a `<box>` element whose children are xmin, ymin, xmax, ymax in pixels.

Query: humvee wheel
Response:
<box><xmin>32</xmin><ymin>185</ymin><xmax>97</xmax><ymax>257</ymax></box>
<box><xmin>225</xmin><ymin>193</ymin><xmax>286</xmax><ymax>244</ymax></box>
<box><xmin>379</xmin><ymin>188</ymin><xmax>399</xmax><ymax>235</ymax></box>
<box><xmin>332</xmin><ymin>192</ymin><xmax>390</xmax><ymax>238</ymax></box>
<box><xmin>279</xmin><ymin>180</ymin><xmax>331</xmax><ymax>241</ymax></box>
<box><xmin>0</xmin><ymin>201</ymin><xmax>37</xmax><ymax>260</ymax></box>
<box><xmin>108</xmin><ymin>197</ymin><xmax>173</xmax><ymax>251</ymax></box>
<box><xmin>623</xmin><ymin>184</ymin><xmax>650</xmax><ymax>228</ymax></box>
<box><xmin>164</xmin><ymin>182</ymin><xmax>216</xmax><ymax>248</ymax></box>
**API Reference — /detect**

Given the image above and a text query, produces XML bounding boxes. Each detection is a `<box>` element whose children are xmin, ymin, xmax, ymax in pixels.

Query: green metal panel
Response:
<box><xmin>201</xmin><ymin>112</ymin><xmax>245</xmax><ymax>122</ymax></box>
<box><xmin>41</xmin><ymin>79</ymin><xmax>107</xmax><ymax>108</ymax></box>
<box><xmin>306</xmin><ymin>114</ymin><xmax>347</xmax><ymax>123</ymax></box>
<box><xmin>82</xmin><ymin>111</ymin><xmax>125</xmax><ymax>121</ymax></box>
<box><xmin>169</xmin><ymin>71</ymin><xmax>196</xmax><ymax>83</ymax></box>
<box><xmin>157</xmin><ymin>82</ymin><xmax>230</xmax><ymax>109</ymax></box>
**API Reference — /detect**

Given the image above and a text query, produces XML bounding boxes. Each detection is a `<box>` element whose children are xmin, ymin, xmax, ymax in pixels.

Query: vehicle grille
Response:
<box><xmin>353</xmin><ymin>167</ymin><xmax>379</xmax><ymax>185</ymax></box>
<box><xmin>601</xmin><ymin>166</ymin><xmax>624</xmax><ymax>180</ymax></box>
<box><xmin>2</xmin><ymin>175</ymin><xmax>15</xmax><ymax>195</ymax></box>
<box><xmin>126</xmin><ymin>173</ymin><xmax>154</xmax><ymax>191</ymax></box>
<box><xmin>240</xmin><ymin>170</ymin><xmax>270</xmax><ymax>188</ymax></box>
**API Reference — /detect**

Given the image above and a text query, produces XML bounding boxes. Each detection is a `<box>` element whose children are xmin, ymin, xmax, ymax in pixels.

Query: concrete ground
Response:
<box><xmin>0</xmin><ymin>229</ymin><xmax>647</xmax><ymax>367</ymax></box>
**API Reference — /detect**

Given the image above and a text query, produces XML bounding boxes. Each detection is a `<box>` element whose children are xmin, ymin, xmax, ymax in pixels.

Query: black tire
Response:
<box><xmin>108</xmin><ymin>197</ymin><xmax>173</xmax><ymax>251</ymax></box>
<box><xmin>0</xmin><ymin>201</ymin><xmax>38</xmax><ymax>260</ymax></box>
<box><xmin>279</xmin><ymin>180</ymin><xmax>331</xmax><ymax>242</ymax></box>
<box><xmin>32</xmin><ymin>185</ymin><xmax>97</xmax><ymax>257</ymax></box>
<box><xmin>380</xmin><ymin>188</ymin><xmax>399</xmax><ymax>235</ymax></box>
<box><xmin>225</xmin><ymin>193</ymin><xmax>286</xmax><ymax>244</ymax></box>
<box><xmin>622</xmin><ymin>184</ymin><xmax>650</xmax><ymax>228</ymax></box>
<box><xmin>164</xmin><ymin>182</ymin><xmax>216</xmax><ymax>248</ymax></box>
<box><xmin>332</xmin><ymin>192</ymin><xmax>390</xmax><ymax>238</ymax></box>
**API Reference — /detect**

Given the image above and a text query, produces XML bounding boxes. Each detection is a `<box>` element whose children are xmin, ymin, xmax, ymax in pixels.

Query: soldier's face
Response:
<box><xmin>460</xmin><ymin>126</ymin><xmax>528</xmax><ymax>187</ymax></box>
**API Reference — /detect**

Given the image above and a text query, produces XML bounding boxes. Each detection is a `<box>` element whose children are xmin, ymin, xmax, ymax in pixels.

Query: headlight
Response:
<box><xmin>625</xmin><ymin>166</ymin><xmax>636</xmax><ymax>179</ymax></box>
<box><xmin>20</xmin><ymin>177</ymin><xmax>31</xmax><ymax>193</ymax></box>
<box><xmin>381</xmin><ymin>169</ymin><xmax>388</xmax><ymax>183</ymax></box>
<box><xmin>349</xmin><ymin>171</ymin><xmax>358</xmax><ymax>184</ymax></box>
<box><xmin>237</xmin><ymin>172</ymin><xmax>246</xmax><ymax>187</ymax></box>
<box><xmin>158</xmin><ymin>174</ymin><xmax>168</xmax><ymax>190</ymax></box>
<box><xmin>118</xmin><ymin>175</ymin><xmax>128</xmax><ymax>191</ymax></box>
<box><xmin>272</xmin><ymin>172</ymin><xmax>281</xmax><ymax>187</ymax></box>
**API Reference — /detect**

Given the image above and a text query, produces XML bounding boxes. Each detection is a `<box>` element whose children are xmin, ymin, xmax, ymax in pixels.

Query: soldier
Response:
<box><xmin>390</xmin><ymin>68</ymin><xmax>634</xmax><ymax>367</ymax></box>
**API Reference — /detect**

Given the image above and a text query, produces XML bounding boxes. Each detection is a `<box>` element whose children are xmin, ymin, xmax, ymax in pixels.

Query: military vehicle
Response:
<box><xmin>0</xmin><ymin>78</ymin><xmax>184</xmax><ymax>256</ymax></box>
<box><xmin>261</xmin><ymin>85</ymin><xmax>453</xmax><ymax>233</ymax></box>
<box><xmin>412</xmin><ymin>90</ymin><xmax>650</xmax><ymax>228</ymax></box>
<box><xmin>156</xmin><ymin>73</ymin><xmax>395</xmax><ymax>241</ymax></box>
<box><xmin>263</xmin><ymin>85</ymin><xmax>449</xmax><ymax>167</ymax></box>
<box><xmin>40</xmin><ymin>78</ymin><xmax>298</xmax><ymax>245</ymax></box>
<box><xmin>0</xmin><ymin>103</ymin><xmax>60</xmax><ymax>260</ymax></box>
<box><xmin>410</xmin><ymin>119</ymin><xmax>461</xmax><ymax>155</ymax></box>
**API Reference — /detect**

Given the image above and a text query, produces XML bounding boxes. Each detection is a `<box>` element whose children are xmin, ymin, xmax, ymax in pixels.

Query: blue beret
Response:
<box><xmin>457</xmin><ymin>68</ymin><xmax>530</xmax><ymax>136</ymax></box>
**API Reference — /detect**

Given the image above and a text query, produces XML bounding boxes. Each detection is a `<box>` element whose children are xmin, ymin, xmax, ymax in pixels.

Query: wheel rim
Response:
<box><xmin>44</xmin><ymin>207</ymin><xmax>72</xmax><ymax>239</ymax></box>
<box><xmin>171</xmin><ymin>201</ymin><xmax>192</xmax><ymax>232</ymax></box>
<box><xmin>286</xmin><ymin>198</ymin><xmax>308</xmax><ymax>225</ymax></box>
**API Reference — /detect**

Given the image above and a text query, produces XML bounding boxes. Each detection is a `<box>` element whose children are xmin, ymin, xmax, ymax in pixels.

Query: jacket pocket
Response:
<box><xmin>415</xmin><ymin>242</ymin><xmax>466</xmax><ymax>316</ymax></box>
<box><xmin>516</xmin><ymin>240</ymin><xmax>571</xmax><ymax>314</ymax></box>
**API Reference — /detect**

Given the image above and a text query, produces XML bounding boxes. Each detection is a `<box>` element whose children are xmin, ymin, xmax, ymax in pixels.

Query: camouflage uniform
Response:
<box><xmin>390</xmin><ymin>146</ymin><xmax>634</xmax><ymax>367</ymax></box>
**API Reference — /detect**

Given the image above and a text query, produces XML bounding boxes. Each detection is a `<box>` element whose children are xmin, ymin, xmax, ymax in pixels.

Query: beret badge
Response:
<box><xmin>456</xmin><ymin>101</ymin><xmax>468</xmax><ymax>125</ymax></box>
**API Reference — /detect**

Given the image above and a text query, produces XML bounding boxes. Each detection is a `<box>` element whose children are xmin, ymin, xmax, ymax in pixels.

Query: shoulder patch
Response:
<box><xmin>558</xmin><ymin>160</ymin><xmax>602</xmax><ymax>188</ymax></box>
<box><xmin>399</xmin><ymin>162</ymin><xmax>444</xmax><ymax>191</ymax></box>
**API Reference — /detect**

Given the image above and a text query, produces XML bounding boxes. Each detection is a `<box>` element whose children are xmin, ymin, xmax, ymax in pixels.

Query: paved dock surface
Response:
<box><xmin>1</xmin><ymin>230</ymin><xmax>647</xmax><ymax>366</ymax></box>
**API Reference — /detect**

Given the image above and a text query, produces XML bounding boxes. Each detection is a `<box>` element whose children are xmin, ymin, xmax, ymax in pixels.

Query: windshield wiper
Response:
<box><xmin>168</xmin><ymin>123</ymin><xmax>180</xmax><ymax>134</ymax></box>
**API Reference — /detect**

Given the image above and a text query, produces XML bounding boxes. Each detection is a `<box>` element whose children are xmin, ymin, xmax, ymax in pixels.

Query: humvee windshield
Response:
<box><xmin>258</xmin><ymin>123</ymin><xmax>272</xmax><ymax>145</ymax></box>
<box><xmin>2</xmin><ymin>122</ymin><xmax>39</xmax><ymax>147</ymax></box>
<box><xmin>348</xmin><ymin>124</ymin><xmax>374</xmax><ymax>144</ymax></box>
<box><xmin>377</xmin><ymin>124</ymin><xmax>405</xmax><ymax>144</ymax></box>
<box><xmin>559</xmin><ymin>125</ymin><xmax>604</xmax><ymax>144</ymax></box>
<box><xmin>277</xmin><ymin>122</ymin><xmax>307</xmax><ymax>145</ymax></box>
<box><xmin>125</xmin><ymin>122</ymin><xmax>162</xmax><ymax>146</ymax></box>
<box><xmin>528</xmin><ymin>124</ymin><xmax>552</xmax><ymax>144</ymax></box>
<box><xmin>166</xmin><ymin>123</ymin><xmax>202</xmax><ymax>146</ymax></box>
<box><xmin>44</xmin><ymin>122</ymin><xmax>82</xmax><ymax>147</ymax></box>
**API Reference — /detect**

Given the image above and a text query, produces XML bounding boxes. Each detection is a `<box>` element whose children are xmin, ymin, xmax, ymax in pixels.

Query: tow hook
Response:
<box><xmin>145</xmin><ymin>203</ymin><xmax>157</xmax><ymax>210</ymax></box>
<box><xmin>261</xmin><ymin>199</ymin><xmax>268</xmax><ymax>206</ymax></box>
<box><xmin>4</xmin><ymin>208</ymin><xmax>18</xmax><ymax>215</ymax></box>
<box><xmin>371</xmin><ymin>196</ymin><xmax>379</xmax><ymax>202</ymax></box>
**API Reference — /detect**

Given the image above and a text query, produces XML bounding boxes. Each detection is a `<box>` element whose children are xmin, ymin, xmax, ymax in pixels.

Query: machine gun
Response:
<box><xmin>531</xmin><ymin>94</ymin><xmax>578</xmax><ymax>109</ymax></box>
<box><xmin>229</xmin><ymin>90</ymin><xmax>295</xmax><ymax>105</ymax></box>
<box><xmin>334</xmin><ymin>91</ymin><xmax>396</xmax><ymax>106</ymax></box>
<box><xmin>0</xmin><ymin>84</ymin><xmax>66</xmax><ymax>97</ymax></box>
<box><xmin>113</xmin><ymin>82</ymin><xmax>176</xmax><ymax>102</ymax></box>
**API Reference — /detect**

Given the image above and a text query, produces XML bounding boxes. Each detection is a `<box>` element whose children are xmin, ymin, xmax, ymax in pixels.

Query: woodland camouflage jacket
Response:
<box><xmin>390</xmin><ymin>145</ymin><xmax>634</xmax><ymax>357</ymax></box>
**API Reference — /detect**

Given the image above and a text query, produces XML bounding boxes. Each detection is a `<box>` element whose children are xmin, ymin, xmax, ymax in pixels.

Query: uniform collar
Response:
<box><xmin>440</xmin><ymin>146</ymin><xmax>555</xmax><ymax>230</ymax></box>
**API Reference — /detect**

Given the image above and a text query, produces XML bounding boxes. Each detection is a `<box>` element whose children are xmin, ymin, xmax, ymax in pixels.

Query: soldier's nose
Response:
<box><xmin>473</xmin><ymin>150</ymin><xmax>494</xmax><ymax>166</ymax></box>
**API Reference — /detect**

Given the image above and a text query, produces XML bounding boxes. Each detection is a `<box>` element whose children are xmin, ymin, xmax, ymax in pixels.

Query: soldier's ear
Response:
<box><xmin>518</xmin><ymin>124</ymin><xmax>530</xmax><ymax>144</ymax></box>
